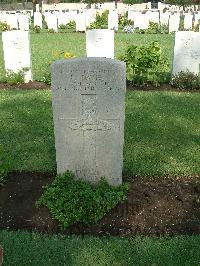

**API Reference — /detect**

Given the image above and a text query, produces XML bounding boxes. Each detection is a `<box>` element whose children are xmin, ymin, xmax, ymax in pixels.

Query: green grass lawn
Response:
<box><xmin>0</xmin><ymin>90</ymin><xmax>199</xmax><ymax>177</ymax></box>
<box><xmin>0</xmin><ymin>32</ymin><xmax>174</xmax><ymax>81</ymax></box>
<box><xmin>0</xmin><ymin>230</ymin><xmax>200</xmax><ymax>265</ymax></box>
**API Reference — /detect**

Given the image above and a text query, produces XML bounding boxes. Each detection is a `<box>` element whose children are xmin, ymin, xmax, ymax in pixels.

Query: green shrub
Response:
<box><xmin>66</xmin><ymin>21</ymin><xmax>75</xmax><ymax>30</ymax></box>
<box><xmin>40</xmin><ymin>72</ymin><xmax>51</xmax><ymax>85</ymax></box>
<box><xmin>48</xmin><ymin>28</ymin><xmax>56</xmax><ymax>33</ymax></box>
<box><xmin>34</xmin><ymin>25</ymin><xmax>41</xmax><ymax>33</ymax></box>
<box><xmin>58</xmin><ymin>24</ymin><xmax>68</xmax><ymax>29</ymax></box>
<box><xmin>0</xmin><ymin>145</ymin><xmax>12</xmax><ymax>186</ymax></box>
<box><xmin>88</xmin><ymin>10</ymin><xmax>108</xmax><ymax>29</ymax></box>
<box><xmin>0</xmin><ymin>21</ymin><xmax>10</xmax><ymax>32</ymax></box>
<box><xmin>119</xmin><ymin>12</ymin><xmax>132</xmax><ymax>28</ymax></box>
<box><xmin>170</xmin><ymin>71</ymin><xmax>200</xmax><ymax>90</ymax></box>
<box><xmin>120</xmin><ymin>41</ymin><xmax>169</xmax><ymax>86</ymax></box>
<box><xmin>5</xmin><ymin>69</ymin><xmax>26</xmax><ymax>85</ymax></box>
<box><xmin>146</xmin><ymin>21</ymin><xmax>160</xmax><ymax>34</ymax></box>
<box><xmin>36</xmin><ymin>171</ymin><xmax>129</xmax><ymax>228</ymax></box>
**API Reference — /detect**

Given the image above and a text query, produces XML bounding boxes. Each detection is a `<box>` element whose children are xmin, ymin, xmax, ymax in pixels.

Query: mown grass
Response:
<box><xmin>0</xmin><ymin>32</ymin><xmax>174</xmax><ymax>81</ymax></box>
<box><xmin>0</xmin><ymin>230</ymin><xmax>200</xmax><ymax>265</ymax></box>
<box><xmin>0</xmin><ymin>90</ymin><xmax>199</xmax><ymax>177</ymax></box>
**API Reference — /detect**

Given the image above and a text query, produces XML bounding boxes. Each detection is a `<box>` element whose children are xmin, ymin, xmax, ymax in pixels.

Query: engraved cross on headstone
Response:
<box><xmin>60</xmin><ymin>93</ymin><xmax>118</xmax><ymax>181</ymax></box>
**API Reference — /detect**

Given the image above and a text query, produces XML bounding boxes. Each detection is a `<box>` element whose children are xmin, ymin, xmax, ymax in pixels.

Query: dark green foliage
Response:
<box><xmin>66</xmin><ymin>21</ymin><xmax>76</xmax><ymax>30</ymax></box>
<box><xmin>119</xmin><ymin>12</ymin><xmax>132</xmax><ymax>28</ymax></box>
<box><xmin>88</xmin><ymin>10</ymin><xmax>109</xmax><ymax>29</ymax></box>
<box><xmin>34</xmin><ymin>25</ymin><xmax>41</xmax><ymax>33</ymax></box>
<box><xmin>120</xmin><ymin>41</ymin><xmax>169</xmax><ymax>85</ymax></box>
<box><xmin>146</xmin><ymin>22</ymin><xmax>160</xmax><ymax>34</ymax></box>
<box><xmin>36</xmin><ymin>171</ymin><xmax>129</xmax><ymax>227</ymax></box>
<box><xmin>0</xmin><ymin>145</ymin><xmax>11</xmax><ymax>186</ymax></box>
<box><xmin>0</xmin><ymin>21</ymin><xmax>10</xmax><ymax>32</ymax></box>
<box><xmin>171</xmin><ymin>71</ymin><xmax>200</xmax><ymax>90</ymax></box>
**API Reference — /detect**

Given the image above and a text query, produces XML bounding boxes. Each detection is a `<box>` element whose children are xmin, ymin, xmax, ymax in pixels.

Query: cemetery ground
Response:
<box><xmin>0</xmin><ymin>32</ymin><xmax>200</xmax><ymax>264</ymax></box>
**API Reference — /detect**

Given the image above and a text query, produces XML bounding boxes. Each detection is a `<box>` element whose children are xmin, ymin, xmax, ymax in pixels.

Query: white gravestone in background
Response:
<box><xmin>173</xmin><ymin>31</ymin><xmax>200</xmax><ymax>75</ymax></box>
<box><xmin>134</xmin><ymin>13</ymin><xmax>149</xmax><ymax>29</ymax></box>
<box><xmin>51</xmin><ymin>57</ymin><xmax>126</xmax><ymax>186</ymax></box>
<box><xmin>34</xmin><ymin>12</ymin><xmax>42</xmax><ymax>28</ymax></box>
<box><xmin>108</xmin><ymin>10</ymin><xmax>118</xmax><ymax>31</ymax></box>
<box><xmin>18</xmin><ymin>15</ymin><xmax>29</xmax><ymax>31</ymax></box>
<box><xmin>147</xmin><ymin>11</ymin><xmax>160</xmax><ymax>24</ymax></box>
<box><xmin>86</xmin><ymin>29</ymin><xmax>114</xmax><ymax>59</ymax></box>
<box><xmin>184</xmin><ymin>13</ymin><xmax>193</xmax><ymax>30</ymax></box>
<box><xmin>36</xmin><ymin>4</ymin><xmax>40</xmax><ymax>12</ymax></box>
<box><xmin>160</xmin><ymin>12</ymin><xmax>170</xmax><ymax>26</ymax></box>
<box><xmin>2</xmin><ymin>31</ymin><xmax>32</xmax><ymax>83</ymax></box>
<box><xmin>194</xmin><ymin>12</ymin><xmax>200</xmax><ymax>26</ymax></box>
<box><xmin>75</xmin><ymin>13</ymin><xmax>86</xmax><ymax>32</ymax></box>
<box><xmin>169</xmin><ymin>14</ymin><xmax>180</xmax><ymax>32</ymax></box>
<box><xmin>46</xmin><ymin>14</ymin><xmax>58</xmax><ymax>32</ymax></box>
<box><xmin>6</xmin><ymin>14</ymin><xmax>18</xmax><ymax>29</ymax></box>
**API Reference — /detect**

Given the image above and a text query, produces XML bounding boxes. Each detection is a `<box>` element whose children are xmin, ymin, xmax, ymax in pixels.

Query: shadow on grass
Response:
<box><xmin>0</xmin><ymin>90</ymin><xmax>199</xmax><ymax>176</ymax></box>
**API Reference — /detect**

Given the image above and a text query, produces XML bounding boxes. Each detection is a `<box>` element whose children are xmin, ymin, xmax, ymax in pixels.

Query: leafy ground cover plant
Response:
<box><xmin>171</xmin><ymin>71</ymin><xmax>200</xmax><ymax>90</ymax></box>
<box><xmin>5</xmin><ymin>69</ymin><xmax>27</xmax><ymax>85</ymax></box>
<box><xmin>36</xmin><ymin>171</ymin><xmax>129</xmax><ymax>228</ymax></box>
<box><xmin>34</xmin><ymin>25</ymin><xmax>41</xmax><ymax>33</ymax></box>
<box><xmin>0</xmin><ymin>145</ymin><xmax>12</xmax><ymax>186</ymax></box>
<box><xmin>120</xmin><ymin>41</ymin><xmax>169</xmax><ymax>86</ymax></box>
<box><xmin>88</xmin><ymin>10</ymin><xmax>109</xmax><ymax>29</ymax></box>
<box><xmin>0</xmin><ymin>21</ymin><xmax>10</xmax><ymax>32</ymax></box>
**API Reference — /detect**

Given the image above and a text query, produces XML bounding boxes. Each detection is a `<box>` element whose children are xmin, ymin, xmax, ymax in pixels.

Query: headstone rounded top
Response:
<box><xmin>51</xmin><ymin>57</ymin><xmax>125</xmax><ymax>69</ymax></box>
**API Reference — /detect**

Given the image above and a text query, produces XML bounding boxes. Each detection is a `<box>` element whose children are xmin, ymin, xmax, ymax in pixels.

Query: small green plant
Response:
<box><xmin>0</xmin><ymin>21</ymin><xmax>10</xmax><ymax>32</ymax></box>
<box><xmin>58</xmin><ymin>24</ymin><xmax>68</xmax><ymax>30</ymax></box>
<box><xmin>0</xmin><ymin>145</ymin><xmax>12</xmax><ymax>186</ymax></box>
<box><xmin>146</xmin><ymin>22</ymin><xmax>160</xmax><ymax>34</ymax></box>
<box><xmin>48</xmin><ymin>28</ymin><xmax>56</xmax><ymax>33</ymax></box>
<box><xmin>120</xmin><ymin>41</ymin><xmax>169</xmax><ymax>86</ymax></box>
<box><xmin>34</xmin><ymin>25</ymin><xmax>41</xmax><ymax>33</ymax></box>
<box><xmin>36</xmin><ymin>171</ymin><xmax>129</xmax><ymax>228</ymax></box>
<box><xmin>5</xmin><ymin>69</ymin><xmax>27</xmax><ymax>85</ymax></box>
<box><xmin>88</xmin><ymin>10</ymin><xmax>109</xmax><ymax>29</ymax></box>
<box><xmin>66</xmin><ymin>21</ymin><xmax>76</xmax><ymax>30</ymax></box>
<box><xmin>160</xmin><ymin>23</ymin><xmax>169</xmax><ymax>34</ymax></box>
<box><xmin>119</xmin><ymin>12</ymin><xmax>132</xmax><ymax>28</ymax></box>
<box><xmin>170</xmin><ymin>71</ymin><xmax>200</xmax><ymax>90</ymax></box>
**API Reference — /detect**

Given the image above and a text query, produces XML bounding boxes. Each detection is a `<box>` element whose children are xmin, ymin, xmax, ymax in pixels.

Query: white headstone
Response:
<box><xmin>34</xmin><ymin>12</ymin><xmax>42</xmax><ymax>28</ymax></box>
<box><xmin>134</xmin><ymin>13</ymin><xmax>149</xmax><ymax>29</ymax></box>
<box><xmin>36</xmin><ymin>4</ymin><xmax>40</xmax><ymax>12</ymax></box>
<box><xmin>6</xmin><ymin>14</ymin><xmax>18</xmax><ymax>29</ymax></box>
<box><xmin>173</xmin><ymin>31</ymin><xmax>200</xmax><ymax>75</ymax></box>
<box><xmin>2</xmin><ymin>31</ymin><xmax>32</xmax><ymax>83</ymax></box>
<box><xmin>86</xmin><ymin>29</ymin><xmax>114</xmax><ymax>59</ymax></box>
<box><xmin>18</xmin><ymin>15</ymin><xmax>29</xmax><ymax>31</ymax></box>
<box><xmin>108</xmin><ymin>10</ymin><xmax>118</xmax><ymax>31</ymax></box>
<box><xmin>169</xmin><ymin>14</ymin><xmax>180</xmax><ymax>32</ymax></box>
<box><xmin>160</xmin><ymin>12</ymin><xmax>170</xmax><ymax>26</ymax></box>
<box><xmin>51</xmin><ymin>57</ymin><xmax>126</xmax><ymax>186</ymax></box>
<box><xmin>75</xmin><ymin>13</ymin><xmax>86</xmax><ymax>32</ymax></box>
<box><xmin>184</xmin><ymin>13</ymin><xmax>193</xmax><ymax>30</ymax></box>
<box><xmin>46</xmin><ymin>14</ymin><xmax>58</xmax><ymax>32</ymax></box>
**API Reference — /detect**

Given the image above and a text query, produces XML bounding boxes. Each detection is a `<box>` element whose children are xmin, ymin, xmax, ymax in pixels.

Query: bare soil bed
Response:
<box><xmin>0</xmin><ymin>81</ymin><xmax>199</xmax><ymax>92</ymax></box>
<box><xmin>0</xmin><ymin>172</ymin><xmax>199</xmax><ymax>237</ymax></box>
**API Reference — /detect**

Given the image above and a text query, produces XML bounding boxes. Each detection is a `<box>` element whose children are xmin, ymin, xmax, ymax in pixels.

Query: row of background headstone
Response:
<box><xmin>1</xmin><ymin>29</ymin><xmax>199</xmax><ymax>84</ymax></box>
<box><xmin>1</xmin><ymin>9</ymin><xmax>200</xmax><ymax>32</ymax></box>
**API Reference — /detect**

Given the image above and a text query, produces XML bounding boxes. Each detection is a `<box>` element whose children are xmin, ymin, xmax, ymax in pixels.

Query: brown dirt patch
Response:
<box><xmin>0</xmin><ymin>81</ymin><xmax>50</xmax><ymax>90</ymax></box>
<box><xmin>0</xmin><ymin>81</ymin><xmax>199</xmax><ymax>93</ymax></box>
<box><xmin>0</xmin><ymin>172</ymin><xmax>199</xmax><ymax>236</ymax></box>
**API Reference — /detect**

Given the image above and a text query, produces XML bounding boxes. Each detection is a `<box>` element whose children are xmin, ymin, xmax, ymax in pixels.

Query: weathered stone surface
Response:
<box><xmin>173</xmin><ymin>31</ymin><xmax>200</xmax><ymax>75</ymax></box>
<box><xmin>51</xmin><ymin>57</ymin><xmax>126</xmax><ymax>186</ymax></box>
